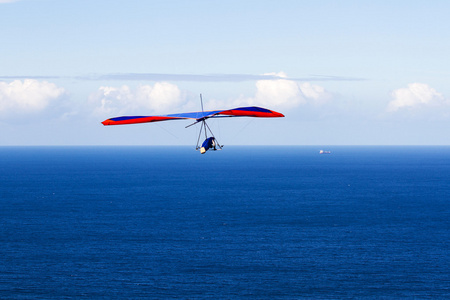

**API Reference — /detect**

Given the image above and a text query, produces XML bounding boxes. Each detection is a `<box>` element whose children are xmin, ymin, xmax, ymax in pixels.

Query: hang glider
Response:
<box><xmin>101</xmin><ymin>106</ymin><xmax>284</xmax><ymax>126</ymax></box>
<box><xmin>102</xmin><ymin>96</ymin><xmax>284</xmax><ymax>154</ymax></box>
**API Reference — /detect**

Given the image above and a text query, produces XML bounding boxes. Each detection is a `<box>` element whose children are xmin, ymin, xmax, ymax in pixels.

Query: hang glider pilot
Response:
<box><xmin>200</xmin><ymin>137</ymin><xmax>217</xmax><ymax>154</ymax></box>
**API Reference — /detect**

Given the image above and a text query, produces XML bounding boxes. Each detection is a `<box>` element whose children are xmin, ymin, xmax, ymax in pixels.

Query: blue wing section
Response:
<box><xmin>165</xmin><ymin>110</ymin><xmax>223</xmax><ymax>119</ymax></box>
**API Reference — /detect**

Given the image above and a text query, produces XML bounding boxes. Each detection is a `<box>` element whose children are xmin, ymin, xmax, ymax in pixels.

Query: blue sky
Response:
<box><xmin>1</xmin><ymin>0</ymin><xmax>450</xmax><ymax>145</ymax></box>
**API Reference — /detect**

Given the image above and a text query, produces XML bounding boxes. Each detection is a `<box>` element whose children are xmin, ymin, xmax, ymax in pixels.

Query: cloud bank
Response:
<box><xmin>0</xmin><ymin>79</ymin><xmax>65</xmax><ymax>116</ymax></box>
<box><xmin>387</xmin><ymin>83</ymin><xmax>446</xmax><ymax>112</ymax></box>
<box><xmin>90</xmin><ymin>72</ymin><xmax>332</xmax><ymax>116</ymax></box>
<box><xmin>89</xmin><ymin>82</ymin><xmax>185</xmax><ymax>116</ymax></box>
<box><xmin>81</xmin><ymin>72</ymin><xmax>363</xmax><ymax>83</ymax></box>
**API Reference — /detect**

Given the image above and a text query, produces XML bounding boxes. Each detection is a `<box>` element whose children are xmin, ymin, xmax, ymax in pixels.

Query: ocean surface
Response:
<box><xmin>0</xmin><ymin>146</ymin><xmax>449</xmax><ymax>299</ymax></box>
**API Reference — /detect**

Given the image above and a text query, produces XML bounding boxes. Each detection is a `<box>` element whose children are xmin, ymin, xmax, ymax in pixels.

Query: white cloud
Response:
<box><xmin>298</xmin><ymin>82</ymin><xmax>331</xmax><ymax>102</ymax></box>
<box><xmin>253</xmin><ymin>74</ymin><xmax>306</xmax><ymax>108</ymax></box>
<box><xmin>0</xmin><ymin>79</ymin><xmax>65</xmax><ymax>115</ymax></box>
<box><xmin>89</xmin><ymin>82</ymin><xmax>185</xmax><ymax>116</ymax></box>
<box><xmin>135</xmin><ymin>82</ymin><xmax>184</xmax><ymax>112</ymax></box>
<box><xmin>222</xmin><ymin>72</ymin><xmax>332</xmax><ymax>109</ymax></box>
<box><xmin>387</xmin><ymin>83</ymin><xmax>446</xmax><ymax>112</ymax></box>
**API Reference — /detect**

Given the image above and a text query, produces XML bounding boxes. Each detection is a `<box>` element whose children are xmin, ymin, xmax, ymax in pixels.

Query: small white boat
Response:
<box><xmin>319</xmin><ymin>150</ymin><xmax>331</xmax><ymax>154</ymax></box>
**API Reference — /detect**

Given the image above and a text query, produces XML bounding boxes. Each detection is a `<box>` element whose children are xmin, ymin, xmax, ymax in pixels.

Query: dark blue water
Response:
<box><xmin>0</xmin><ymin>146</ymin><xmax>449</xmax><ymax>299</ymax></box>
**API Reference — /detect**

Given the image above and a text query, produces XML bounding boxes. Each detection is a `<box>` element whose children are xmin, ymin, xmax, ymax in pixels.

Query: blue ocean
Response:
<box><xmin>0</xmin><ymin>146</ymin><xmax>449</xmax><ymax>299</ymax></box>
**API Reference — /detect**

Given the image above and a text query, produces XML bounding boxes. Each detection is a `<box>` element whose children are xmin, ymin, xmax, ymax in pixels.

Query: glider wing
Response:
<box><xmin>101</xmin><ymin>106</ymin><xmax>284</xmax><ymax>126</ymax></box>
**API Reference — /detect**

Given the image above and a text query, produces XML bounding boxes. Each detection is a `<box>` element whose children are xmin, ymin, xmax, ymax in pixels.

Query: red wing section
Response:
<box><xmin>101</xmin><ymin>106</ymin><xmax>284</xmax><ymax>126</ymax></box>
<box><xmin>216</xmin><ymin>107</ymin><xmax>284</xmax><ymax>118</ymax></box>
<box><xmin>101</xmin><ymin>116</ymin><xmax>186</xmax><ymax>126</ymax></box>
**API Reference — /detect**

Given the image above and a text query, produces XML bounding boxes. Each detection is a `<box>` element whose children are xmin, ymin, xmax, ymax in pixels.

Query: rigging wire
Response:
<box><xmin>195</xmin><ymin>121</ymin><xmax>204</xmax><ymax>149</ymax></box>
<box><xmin>231</xmin><ymin>118</ymin><xmax>255</xmax><ymax>141</ymax></box>
<box><xmin>193</xmin><ymin>93</ymin><xmax>223</xmax><ymax>150</ymax></box>
<box><xmin>204</xmin><ymin>120</ymin><xmax>222</xmax><ymax>149</ymax></box>
<box><xmin>155</xmin><ymin>122</ymin><xmax>179</xmax><ymax>139</ymax></box>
